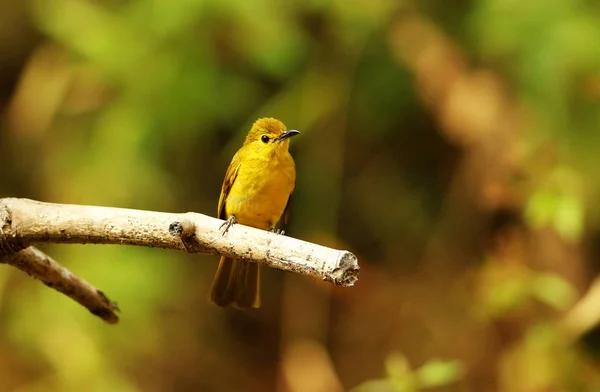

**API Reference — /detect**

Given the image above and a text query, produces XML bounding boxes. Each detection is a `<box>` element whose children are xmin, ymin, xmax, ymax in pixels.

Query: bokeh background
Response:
<box><xmin>1</xmin><ymin>0</ymin><xmax>600</xmax><ymax>391</ymax></box>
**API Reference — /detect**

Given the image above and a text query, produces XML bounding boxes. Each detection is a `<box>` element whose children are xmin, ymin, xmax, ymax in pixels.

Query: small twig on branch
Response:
<box><xmin>2</xmin><ymin>247</ymin><xmax>119</xmax><ymax>323</ymax></box>
<box><xmin>0</xmin><ymin>198</ymin><xmax>359</xmax><ymax>323</ymax></box>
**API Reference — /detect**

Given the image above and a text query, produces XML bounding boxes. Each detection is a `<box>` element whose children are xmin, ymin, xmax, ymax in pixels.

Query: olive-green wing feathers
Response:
<box><xmin>218</xmin><ymin>153</ymin><xmax>241</xmax><ymax>220</ymax></box>
<box><xmin>280</xmin><ymin>179</ymin><xmax>295</xmax><ymax>227</ymax></box>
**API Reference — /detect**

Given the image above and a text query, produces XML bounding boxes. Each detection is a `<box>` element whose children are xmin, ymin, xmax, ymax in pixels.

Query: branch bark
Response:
<box><xmin>0</xmin><ymin>198</ymin><xmax>360</xmax><ymax>323</ymax></box>
<box><xmin>3</xmin><ymin>246</ymin><xmax>119</xmax><ymax>323</ymax></box>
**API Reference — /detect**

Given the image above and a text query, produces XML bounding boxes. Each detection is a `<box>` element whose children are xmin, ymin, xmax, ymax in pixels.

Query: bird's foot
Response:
<box><xmin>270</xmin><ymin>228</ymin><xmax>285</xmax><ymax>235</ymax></box>
<box><xmin>220</xmin><ymin>215</ymin><xmax>237</xmax><ymax>236</ymax></box>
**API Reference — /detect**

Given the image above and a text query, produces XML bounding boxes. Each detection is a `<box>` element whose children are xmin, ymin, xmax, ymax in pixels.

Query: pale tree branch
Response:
<box><xmin>0</xmin><ymin>198</ymin><xmax>360</xmax><ymax>323</ymax></box>
<box><xmin>3</xmin><ymin>246</ymin><xmax>120</xmax><ymax>323</ymax></box>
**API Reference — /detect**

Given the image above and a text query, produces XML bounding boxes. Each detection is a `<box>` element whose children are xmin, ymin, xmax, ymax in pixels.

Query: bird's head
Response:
<box><xmin>243</xmin><ymin>118</ymin><xmax>300</xmax><ymax>155</ymax></box>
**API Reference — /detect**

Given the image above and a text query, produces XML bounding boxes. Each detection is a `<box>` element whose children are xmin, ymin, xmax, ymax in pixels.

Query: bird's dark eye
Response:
<box><xmin>261</xmin><ymin>135</ymin><xmax>270</xmax><ymax>143</ymax></box>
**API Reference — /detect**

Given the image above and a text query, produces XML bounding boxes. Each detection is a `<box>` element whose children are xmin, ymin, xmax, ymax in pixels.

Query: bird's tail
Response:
<box><xmin>209</xmin><ymin>257</ymin><xmax>261</xmax><ymax>309</ymax></box>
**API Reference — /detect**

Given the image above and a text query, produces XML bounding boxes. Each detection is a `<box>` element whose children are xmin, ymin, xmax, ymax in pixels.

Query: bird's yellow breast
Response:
<box><xmin>225</xmin><ymin>150</ymin><xmax>295</xmax><ymax>230</ymax></box>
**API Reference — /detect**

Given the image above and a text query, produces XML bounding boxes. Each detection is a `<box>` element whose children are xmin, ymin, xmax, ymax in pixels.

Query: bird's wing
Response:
<box><xmin>218</xmin><ymin>152</ymin><xmax>241</xmax><ymax>220</ymax></box>
<box><xmin>281</xmin><ymin>179</ymin><xmax>296</xmax><ymax>226</ymax></box>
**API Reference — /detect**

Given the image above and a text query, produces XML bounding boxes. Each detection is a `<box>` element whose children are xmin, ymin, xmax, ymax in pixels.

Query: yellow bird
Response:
<box><xmin>209</xmin><ymin>117</ymin><xmax>299</xmax><ymax>309</ymax></box>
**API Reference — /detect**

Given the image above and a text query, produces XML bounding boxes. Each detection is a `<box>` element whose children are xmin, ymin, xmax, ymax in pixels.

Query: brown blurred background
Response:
<box><xmin>1</xmin><ymin>0</ymin><xmax>600</xmax><ymax>391</ymax></box>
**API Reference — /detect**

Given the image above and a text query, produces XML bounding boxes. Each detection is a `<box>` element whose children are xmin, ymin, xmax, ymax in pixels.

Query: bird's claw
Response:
<box><xmin>270</xmin><ymin>228</ymin><xmax>285</xmax><ymax>235</ymax></box>
<box><xmin>220</xmin><ymin>216</ymin><xmax>237</xmax><ymax>236</ymax></box>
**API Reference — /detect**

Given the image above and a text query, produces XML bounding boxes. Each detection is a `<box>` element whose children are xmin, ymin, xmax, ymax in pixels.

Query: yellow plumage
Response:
<box><xmin>209</xmin><ymin>117</ymin><xmax>298</xmax><ymax>309</ymax></box>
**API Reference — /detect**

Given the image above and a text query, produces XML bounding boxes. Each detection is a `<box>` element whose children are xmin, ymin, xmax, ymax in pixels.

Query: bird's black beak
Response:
<box><xmin>277</xmin><ymin>129</ymin><xmax>300</xmax><ymax>141</ymax></box>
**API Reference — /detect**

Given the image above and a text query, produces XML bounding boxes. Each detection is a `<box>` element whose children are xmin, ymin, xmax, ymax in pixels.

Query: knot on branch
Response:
<box><xmin>0</xmin><ymin>205</ymin><xmax>26</xmax><ymax>257</ymax></box>
<box><xmin>169</xmin><ymin>220</ymin><xmax>196</xmax><ymax>239</ymax></box>
<box><xmin>168</xmin><ymin>219</ymin><xmax>209</xmax><ymax>253</ymax></box>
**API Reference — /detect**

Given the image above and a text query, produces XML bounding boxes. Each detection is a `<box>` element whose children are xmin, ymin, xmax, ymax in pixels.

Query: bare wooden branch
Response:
<box><xmin>0</xmin><ymin>197</ymin><xmax>359</xmax><ymax>322</ymax></box>
<box><xmin>2</xmin><ymin>247</ymin><xmax>119</xmax><ymax>323</ymax></box>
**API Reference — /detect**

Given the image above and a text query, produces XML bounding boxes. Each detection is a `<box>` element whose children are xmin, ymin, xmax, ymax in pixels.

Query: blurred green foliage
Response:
<box><xmin>352</xmin><ymin>352</ymin><xmax>463</xmax><ymax>392</ymax></box>
<box><xmin>1</xmin><ymin>0</ymin><xmax>600</xmax><ymax>391</ymax></box>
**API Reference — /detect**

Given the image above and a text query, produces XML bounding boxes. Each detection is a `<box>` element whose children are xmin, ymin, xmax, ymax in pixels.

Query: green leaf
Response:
<box><xmin>415</xmin><ymin>359</ymin><xmax>464</xmax><ymax>388</ymax></box>
<box><xmin>525</xmin><ymin>190</ymin><xmax>560</xmax><ymax>229</ymax></box>
<box><xmin>532</xmin><ymin>273</ymin><xmax>576</xmax><ymax>310</ymax></box>
<box><xmin>553</xmin><ymin>194</ymin><xmax>585</xmax><ymax>243</ymax></box>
